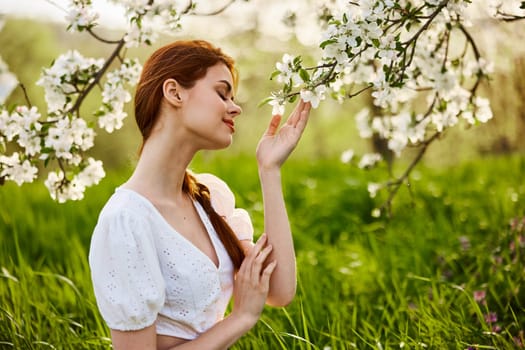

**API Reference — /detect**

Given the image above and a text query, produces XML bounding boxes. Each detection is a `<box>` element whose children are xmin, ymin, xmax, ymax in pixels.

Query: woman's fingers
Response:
<box><xmin>239</xmin><ymin>233</ymin><xmax>276</xmax><ymax>287</ymax></box>
<box><xmin>264</xmin><ymin>114</ymin><xmax>282</xmax><ymax>137</ymax></box>
<box><xmin>294</xmin><ymin>103</ymin><xmax>311</xmax><ymax>133</ymax></box>
<box><xmin>260</xmin><ymin>260</ymin><xmax>277</xmax><ymax>288</ymax></box>
<box><xmin>242</xmin><ymin>233</ymin><xmax>267</xmax><ymax>278</ymax></box>
<box><xmin>250</xmin><ymin>244</ymin><xmax>273</xmax><ymax>285</ymax></box>
<box><xmin>286</xmin><ymin>100</ymin><xmax>311</xmax><ymax>128</ymax></box>
<box><xmin>285</xmin><ymin>99</ymin><xmax>305</xmax><ymax>127</ymax></box>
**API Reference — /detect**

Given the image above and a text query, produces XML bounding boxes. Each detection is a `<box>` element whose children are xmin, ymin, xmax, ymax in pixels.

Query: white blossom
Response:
<box><xmin>269</xmin><ymin>98</ymin><xmax>285</xmax><ymax>116</ymax></box>
<box><xmin>66</xmin><ymin>0</ymin><xmax>100</xmax><ymax>32</ymax></box>
<box><xmin>355</xmin><ymin>108</ymin><xmax>373</xmax><ymax>138</ymax></box>
<box><xmin>275</xmin><ymin>54</ymin><xmax>302</xmax><ymax>86</ymax></box>
<box><xmin>17</xmin><ymin>130</ymin><xmax>42</xmax><ymax>157</ymax></box>
<box><xmin>0</xmin><ymin>57</ymin><xmax>18</xmax><ymax>104</ymax></box>
<box><xmin>388</xmin><ymin>132</ymin><xmax>408</xmax><ymax>156</ymax></box>
<box><xmin>37</xmin><ymin>50</ymin><xmax>104</xmax><ymax>114</ymax></box>
<box><xmin>97</xmin><ymin>108</ymin><xmax>127</xmax><ymax>133</ymax></box>
<box><xmin>45</xmin><ymin>118</ymin><xmax>75</xmax><ymax>159</ymax></box>
<box><xmin>300</xmin><ymin>86</ymin><xmax>326</xmax><ymax>108</ymax></box>
<box><xmin>340</xmin><ymin>149</ymin><xmax>354</xmax><ymax>164</ymax></box>
<box><xmin>45</xmin><ymin>171</ymin><xmax>85</xmax><ymax>202</ymax></box>
<box><xmin>359</xmin><ymin>153</ymin><xmax>382</xmax><ymax>169</ymax></box>
<box><xmin>473</xmin><ymin>97</ymin><xmax>493</xmax><ymax>123</ymax></box>
<box><xmin>0</xmin><ymin>152</ymin><xmax>38</xmax><ymax>185</ymax></box>
<box><xmin>77</xmin><ymin>157</ymin><xmax>105</xmax><ymax>187</ymax></box>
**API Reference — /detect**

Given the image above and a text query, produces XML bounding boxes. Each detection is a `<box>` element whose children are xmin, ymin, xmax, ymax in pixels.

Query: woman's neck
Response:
<box><xmin>123</xmin><ymin>131</ymin><xmax>196</xmax><ymax>202</ymax></box>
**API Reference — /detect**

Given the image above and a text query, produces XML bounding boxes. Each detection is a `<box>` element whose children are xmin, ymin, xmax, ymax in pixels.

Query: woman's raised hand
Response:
<box><xmin>230</xmin><ymin>234</ymin><xmax>276</xmax><ymax>327</ymax></box>
<box><xmin>256</xmin><ymin>100</ymin><xmax>311</xmax><ymax>171</ymax></box>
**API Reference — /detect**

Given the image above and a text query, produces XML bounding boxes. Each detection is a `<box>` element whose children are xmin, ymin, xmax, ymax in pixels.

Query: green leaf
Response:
<box><xmin>320</xmin><ymin>39</ymin><xmax>337</xmax><ymax>49</ymax></box>
<box><xmin>293</xmin><ymin>56</ymin><xmax>302</xmax><ymax>68</ymax></box>
<box><xmin>270</xmin><ymin>70</ymin><xmax>281</xmax><ymax>80</ymax></box>
<box><xmin>299</xmin><ymin>69</ymin><xmax>310</xmax><ymax>83</ymax></box>
<box><xmin>257</xmin><ymin>96</ymin><xmax>274</xmax><ymax>108</ymax></box>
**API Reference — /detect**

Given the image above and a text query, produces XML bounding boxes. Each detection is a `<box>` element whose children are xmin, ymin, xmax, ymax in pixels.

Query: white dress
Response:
<box><xmin>88</xmin><ymin>173</ymin><xmax>254</xmax><ymax>339</ymax></box>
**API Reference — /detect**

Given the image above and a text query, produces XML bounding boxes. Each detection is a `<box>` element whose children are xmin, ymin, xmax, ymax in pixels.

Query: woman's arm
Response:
<box><xmin>110</xmin><ymin>234</ymin><xmax>276</xmax><ymax>350</ymax></box>
<box><xmin>255</xmin><ymin>100</ymin><xmax>311</xmax><ymax>306</ymax></box>
<box><xmin>111</xmin><ymin>313</ymin><xmax>252</xmax><ymax>350</ymax></box>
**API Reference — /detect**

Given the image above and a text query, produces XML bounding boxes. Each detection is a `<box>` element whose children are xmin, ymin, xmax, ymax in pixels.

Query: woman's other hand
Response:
<box><xmin>256</xmin><ymin>100</ymin><xmax>311</xmax><ymax>171</ymax></box>
<box><xmin>230</xmin><ymin>234</ymin><xmax>276</xmax><ymax>327</ymax></box>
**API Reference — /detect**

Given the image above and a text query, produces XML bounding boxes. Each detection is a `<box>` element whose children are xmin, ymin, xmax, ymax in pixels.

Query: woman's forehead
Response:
<box><xmin>204</xmin><ymin>63</ymin><xmax>234</xmax><ymax>85</ymax></box>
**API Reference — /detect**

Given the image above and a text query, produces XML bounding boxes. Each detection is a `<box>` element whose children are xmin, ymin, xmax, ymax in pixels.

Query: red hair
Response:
<box><xmin>134</xmin><ymin>40</ymin><xmax>244</xmax><ymax>269</ymax></box>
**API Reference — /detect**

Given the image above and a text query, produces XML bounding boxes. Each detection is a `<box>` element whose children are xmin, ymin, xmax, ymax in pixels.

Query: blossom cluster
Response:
<box><xmin>0</xmin><ymin>104</ymin><xmax>104</xmax><ymax>201</ymax></box>
<box><xmin>65</xmin><ymin>0</ymin><xmax>100</xmax><ymax>32</ymax></box>
<box><xmin>66</xmin><ymin>0</ymin><xmax>188</xmax><ymax>47</ymax></box>
<box><xmin>66</xmin><ymin>0</ymin><xmax>190</xmax><ymax>47</ymax></box>
<box><xmin>1</xmin><ymin>47</ymin><xmax>140</xmax><ymax>202</ymax></box>
<box><xmin>0</xmin><ymin>0</ymin><xmax>192</xmax><ymax>202</ymax></box>
<box><xmin>270</xmin><ymin>0</ymin><xmax>496</xmax><ymax>207</ymax></box>
<box><xmin>97</xmin><ymin>58</ymin><xmax>142</xmax><ymax>132</ymax></box>
<box><xmin>118</xmin><ymin>0</ymin><xmax>187</xmax><ymax>47</ymax></box>
<box><xmin>36</xmin><ymin>50</ymin><xmax>105</xmax><ymax>114</ymax></box>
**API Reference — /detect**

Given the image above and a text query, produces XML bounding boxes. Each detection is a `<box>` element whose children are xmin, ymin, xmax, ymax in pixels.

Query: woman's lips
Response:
<box><xmin>223</xmin><ymin>119</ymin><xmax>235</xmax><ymax>132</ymax></box>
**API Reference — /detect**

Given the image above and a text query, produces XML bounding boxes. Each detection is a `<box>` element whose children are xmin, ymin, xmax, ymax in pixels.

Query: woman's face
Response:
<box><xmin>180</xmin><ymin>63</ymin><xmax>242</xmax><ymax>150</ymax></box>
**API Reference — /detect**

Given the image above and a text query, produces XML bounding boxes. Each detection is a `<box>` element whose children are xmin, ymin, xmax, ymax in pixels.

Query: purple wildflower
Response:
<box><xmin>473</xmin><ymin>290</ymin><xmax>486</xmax><ymax>303</ymax></box>
<box><xmin>484</xmin><ymin>312</ymin><xmax>497</xmax><ymax>324</ymax></box>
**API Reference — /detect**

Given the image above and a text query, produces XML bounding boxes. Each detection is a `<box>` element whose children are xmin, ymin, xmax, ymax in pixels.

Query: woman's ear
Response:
<box><xmin>162</xmin><ymin>78</ymin><xmax>184</xmax><ymax>107</ymax></box>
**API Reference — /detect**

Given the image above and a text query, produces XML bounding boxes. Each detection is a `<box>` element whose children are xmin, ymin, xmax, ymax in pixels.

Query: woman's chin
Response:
<box><xmin>206</xmin><ymin>137</ymin><xmax>233</xmax><ymax>150</ymax></box>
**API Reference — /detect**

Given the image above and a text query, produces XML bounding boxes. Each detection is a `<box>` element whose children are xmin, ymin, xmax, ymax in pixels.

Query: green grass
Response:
<box><xmin>0</xmin><ymin>154</ymin><xmax>524</xmax><ymax>349</ymax></box>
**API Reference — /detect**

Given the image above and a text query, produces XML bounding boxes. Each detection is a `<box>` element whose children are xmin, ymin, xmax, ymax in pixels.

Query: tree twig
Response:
<box><xmin>402</xmin><ymin>0</ymin><xmax>448</xmax><ymax>46</ymax></box>
<box><xmin>68</xmin><ymin>39</ymin><xmax>126</xmax><ymax>113</ymax></box>
<box><xmin>379</xmin><ymin>131</ymin><xmax>441</xmax><ymax>216</ymax></box>
<box><xmin>87</xmin><ymin>27</ymin><xmax>122</xmax><ymax>44</ymax></box>
<box><xmin>192</xmin><ymin>0</ymin><xmax>237</xmax><ymax>16</ymax></box>
<box><xmin>19</xmin><ymin>84</ymin><xmax>32</xmax><ymax>108</ymax></box>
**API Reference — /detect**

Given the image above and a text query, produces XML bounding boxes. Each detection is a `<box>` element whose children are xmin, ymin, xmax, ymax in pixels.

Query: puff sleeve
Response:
<box><xmin>194</xmin><ymin>173</ymin><xmax>254</xmax><ymax>242</ymax></box>
<box><xmin>89</xmin><ymin>208</ymin><xmax>165</xmax><ymax>331</ymax></box>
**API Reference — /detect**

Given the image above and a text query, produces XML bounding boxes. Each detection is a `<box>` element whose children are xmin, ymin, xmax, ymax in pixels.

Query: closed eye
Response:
<box><xmin>218</xmin><ymin>92</ymin><xmax>227</xmax><ymax>100</ymax></box>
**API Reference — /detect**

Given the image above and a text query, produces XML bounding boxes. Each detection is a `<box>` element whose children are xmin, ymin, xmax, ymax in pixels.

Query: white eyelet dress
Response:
<box><xmin>88</xmin><ymin>173</ymin><xmax>254</xmax><ymax>339</ymax></box>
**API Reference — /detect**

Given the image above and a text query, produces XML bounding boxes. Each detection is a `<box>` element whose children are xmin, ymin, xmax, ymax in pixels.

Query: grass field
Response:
<box><xmin>0</xmin><ymin>154</ymin><xmax>524</xmax><ymax>349</ymax></box>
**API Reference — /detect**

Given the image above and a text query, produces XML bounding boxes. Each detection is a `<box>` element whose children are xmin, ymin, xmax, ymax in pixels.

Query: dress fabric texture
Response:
<box><xmin>88</xmin><ymin>173</ymin><xmax>254</xmax><ymax>339</ymax></box>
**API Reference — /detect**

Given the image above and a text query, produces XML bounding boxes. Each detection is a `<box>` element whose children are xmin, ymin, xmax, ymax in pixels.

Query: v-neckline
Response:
<box><xmin>117</xmin><ymin>187</ymin><xmax>221</xmax><ymax>270</ymax></box>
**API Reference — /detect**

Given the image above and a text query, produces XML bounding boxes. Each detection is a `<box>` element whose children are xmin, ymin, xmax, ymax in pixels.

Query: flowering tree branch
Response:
<box><xmin>69</xmin><ymin>39</ymin><xmax>126</xmax><ymax>113</ymax></box>
<box><xmin>267</xmin><ymin>0</ymin><xmax>505</xmax><ymax>217</ymax></box>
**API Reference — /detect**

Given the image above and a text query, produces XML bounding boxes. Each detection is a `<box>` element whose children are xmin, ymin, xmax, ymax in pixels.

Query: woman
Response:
<box><xmin>89</xmin><ymin>40</ymin><xmax>311</xmax><ymax>350</ymax></box>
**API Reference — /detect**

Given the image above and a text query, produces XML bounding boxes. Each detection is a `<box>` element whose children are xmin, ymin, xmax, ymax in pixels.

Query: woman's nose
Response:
<box><xmin>229</xmin><ymin>101</ymin><xmax>242</xmax><ymax>117</ymax></box>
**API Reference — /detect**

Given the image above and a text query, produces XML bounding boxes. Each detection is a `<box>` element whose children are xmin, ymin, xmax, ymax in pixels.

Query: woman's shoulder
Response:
<box><xmin>194</xmin><ymin>172</ymin><xmax>235</xmax><ymax>215</ymax></box>
<box><xmin>95</xmin><ymin>187</ymin><xmax>156</xmax><ymax>228</ymax></box>
<box><xmin>194</xmin><ymin>172</ymin><xmax>233</xmax><ymax>195</ymax></box>
<box><xmin>194</xmin><ymin>172</ymin><xmax>254</xmax><ymax>241</ymax></box>
<box><xmin>106</xmin><ymin>186</ymin><xmax>153</xmax><ymax>211</ymax></box>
